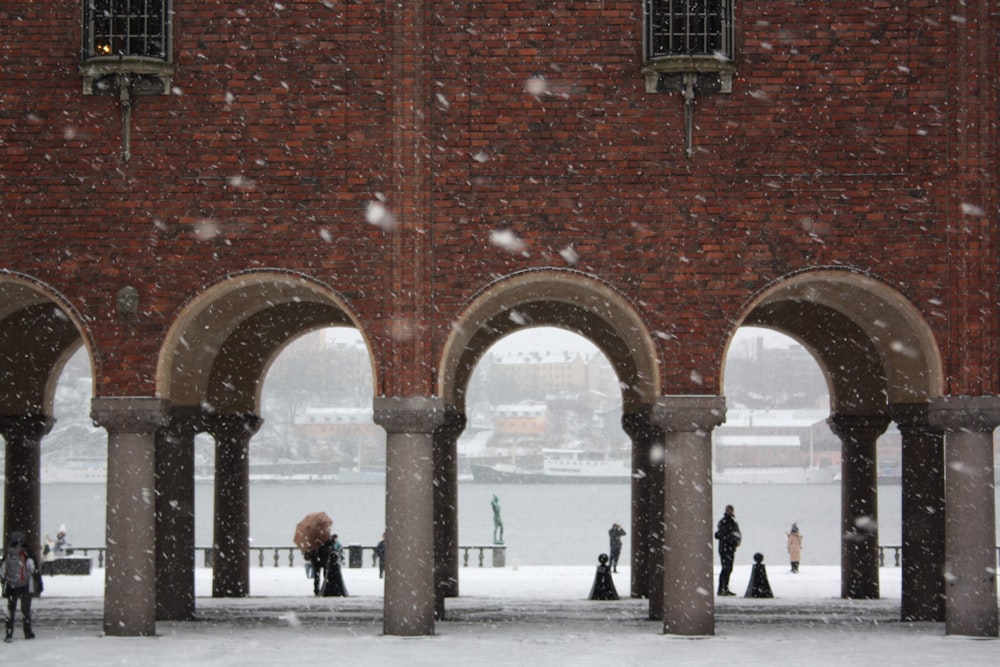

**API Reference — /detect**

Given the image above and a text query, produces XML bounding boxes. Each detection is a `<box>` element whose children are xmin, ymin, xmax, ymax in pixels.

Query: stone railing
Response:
<box><xmin>879</xmin><ymin>545</ymin><xmax>1000</xmax><ymax>567</ymax></box>
<box><xmin>75</xmin><ymin>543</ymin><xmax>1000</xmax><ymax>570</ymax></box>
<box><xmin>69</xmin><ymin>544</ymin><xmax>507</xmax><ymax>569</ymax></box>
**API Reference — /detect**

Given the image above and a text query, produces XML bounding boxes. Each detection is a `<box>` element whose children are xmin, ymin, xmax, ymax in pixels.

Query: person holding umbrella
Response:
<box><xmin>294</xmin><ymin>512</ymin><xmax>334</xmax><ymax>596</ymax></box>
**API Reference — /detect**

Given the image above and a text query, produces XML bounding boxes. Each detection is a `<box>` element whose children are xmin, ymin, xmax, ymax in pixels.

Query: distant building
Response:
<box><xmin>491</xmin><ymin>351</ymin><xmax>588</xmax><ymax>395</ymax></box>
<box><xmin>715</xmin><ymin>408</ymin><xmax>901</xmax><ymax>472</ymax></box>
<box><xmin>294</xmin><ymin>407</ymin><xmax>383</xmax><ymax>467</ymax></box>
<box><xmin>493</xmin><ymin>403</ymin><xmax>548</xmax><ymax>436</ymax></box>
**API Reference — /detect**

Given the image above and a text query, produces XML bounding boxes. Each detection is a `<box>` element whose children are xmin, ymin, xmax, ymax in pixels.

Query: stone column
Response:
<box><xmin>0</xmin><ymin>414</ymin><xmax>53</xmax><ymax>558</ymax></box>
<box><xmin>828</xmin><ymin>413</ymin><xmax>890</xmax><ymax>600</ymax></box>
<box><xmin>204</xmin><ymin>413</ymin><xmax>262</xmax><ymax>598</ymax></box>
<box><xmin>155</xmin><ymin>406</ymin><xmax>202</xmax><ymax>620</ymax></box>
<box><xmin>929</xmin><ymin>396</ymin><xmax>1000</xmax><ymax>637</ymax></box>
<box><xmin>622</xmin><ymin>409</ymin><xmax>662</xmax><ymax>601</ymax></box>
<box><xmin>433</xmin><ymin>407</ymin><xmax>466</xmax><ymax>614</ymax></box>
<box><xmin>890</xmin><ymin>403</ymin><xmax>945</xmax><ymax>622</ymax></box>
<box><xmin>651</xmin><ymin>396</ymin><xmax>726</xmax><ymax>636</ymax></box>
<box><xmin>91</xmin><ymin>397</ymin><xmax>168</xmax><ymax>637</ymax></box>
<box><xmin>374</xmin><ymin>396</ymin><xmax>445</xmax><ymax>636</ymax></box>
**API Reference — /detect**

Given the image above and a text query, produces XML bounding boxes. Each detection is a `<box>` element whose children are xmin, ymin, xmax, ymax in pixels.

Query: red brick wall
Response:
<box><xmin>0</xmin><ymin>1</ymin><xmax>995</xmax><ymax>397</ymax></box>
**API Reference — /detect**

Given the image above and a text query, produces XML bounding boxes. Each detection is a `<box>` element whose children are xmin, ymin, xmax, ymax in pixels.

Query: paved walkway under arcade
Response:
<box><xmin>7</xmin><ymin>565</ymin><xmax>994</xmax><ymax>666</ymax></box>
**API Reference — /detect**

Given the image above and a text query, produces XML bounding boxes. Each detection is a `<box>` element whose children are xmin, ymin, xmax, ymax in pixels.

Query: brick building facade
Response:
<box><xmin>0</xmin><ymin>1</ymin><xmax>997</xmax><ymax>639</ymax></box>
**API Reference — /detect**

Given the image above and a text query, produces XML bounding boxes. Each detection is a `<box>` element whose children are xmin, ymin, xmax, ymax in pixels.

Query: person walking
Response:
<box><xmin>2</xmin><ymin>532</ymin><xmax>38</xmax><ymax>642</ymax></box>
<box><xmin>786</xmin><ymin>523</ymin><xmax>803</xmax><ymax>573</ymax></box>
<box><xmin>714</xmin><ymin>504</ymin><xmax>742</xmax><ymax>596</ymax></box>
<box><xmin>608</xmin><ymin>523</ymin><xmax>626</xmax><ymax>573</ymax></box>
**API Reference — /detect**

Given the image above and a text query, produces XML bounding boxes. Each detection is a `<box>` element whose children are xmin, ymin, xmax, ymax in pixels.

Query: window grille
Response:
<box><xmin>83</xmin><ymin>0</ymin><xmax>170</xmax><ymax>60</ymax></box>
<box><xmin>79</xmin><ymin>0</ymin><xmax>175</xmax><ymax>160</ymax></box>
<box><xmin>644</xmin><ymin>0</ymin><xmax>734</xmax><ymax>61</ymax></box>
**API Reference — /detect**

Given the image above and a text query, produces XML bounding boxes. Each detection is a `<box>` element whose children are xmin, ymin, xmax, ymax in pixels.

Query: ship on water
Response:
<box><xmin>469</xmin><ymin>449</ymin><xmax>840</xmax><ymax>485</ymax></box>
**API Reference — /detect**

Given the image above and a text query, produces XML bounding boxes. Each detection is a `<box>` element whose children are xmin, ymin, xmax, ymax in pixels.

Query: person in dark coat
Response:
<box><xmin>307</xmin><ymin>538</ymin><xmax>332</xmax><ymax>596</ymax></box>
<box><xmin>374</xmin><ymin>533</ymin><xmax>386</xmax><ymax>579</ymax></box>
<box><xmin>714</xmin><ymin>504</ymin><xmax>742</xmax><ymax>596</ymax></box>
<box><xmin>322</xmin><ymin>535</ymin><xmax>348</xmax><ymax>597</ymax></box>
<box><xmin>589</xmin><ymin>553</ymin><xmax>619</xmax><ymax>601</ymax></box>
<box><xmin>745</xmin><ymin>552</ymin><xmax>774</xmax><ymax>598</ymax></box>
<box><xmin>608</xmin><ymin>523</ymin><xmax>626</xmax><ymax>573</ymax></box>
<box><xmin>2</xmin><ymin>532</ymin><xmax>37</xmax><ymax>642</ymax></box>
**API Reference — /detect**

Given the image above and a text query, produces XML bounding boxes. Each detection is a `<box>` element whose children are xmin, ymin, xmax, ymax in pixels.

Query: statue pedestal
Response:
<box><xmin>492</xmin><ymin>546</ymin><xmax>506</xmax><ymax>568</ymax></box>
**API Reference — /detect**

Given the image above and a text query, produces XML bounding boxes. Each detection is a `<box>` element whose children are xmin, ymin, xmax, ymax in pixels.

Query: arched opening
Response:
<box><xmin>155</xmin><ymin>271</ymin><xmax>376</xmax><ymax>612</ymax></box>
<box><xmin>434</xmin><ymin>270</ymin><xmax>661</xmax><ymax>614</ymax></box>
<box><xmin>39</xmin><ymin>348</ymin><xmax>105</xmax><ymax>573</ymax></box>
<box><xmin>727</xmin><ymin>270</ymin><xmax>944</xmax><ymax>616</ymax></box>
<box><xmin>0</xmin><ymin>275</ymin><xmax>90</xmax><ymax>564</ymax></box>
<box><xmin>717</xmin><ymin>327</ymin><xmax>908</xmax><ymax>579</ymax></box>
<box><xmin>188</xmin><ymin>326</ymin><xmax>383</xmax><ymax>595</ymax></box>
<box><xmin>459</xmin><ymin>328</ymin><xmax>630</xmax><ymax>577</ymax></box>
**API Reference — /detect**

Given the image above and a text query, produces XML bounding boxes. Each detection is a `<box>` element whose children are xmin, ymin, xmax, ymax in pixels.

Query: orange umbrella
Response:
<box><xmin>294</xmin><ymin>512</ymin><xmax>333</xmax><ymax>553</ymax></box>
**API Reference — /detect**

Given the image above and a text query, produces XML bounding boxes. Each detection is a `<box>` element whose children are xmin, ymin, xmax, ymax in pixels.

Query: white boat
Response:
<box><xmin>471</xmin><ymin>450</ymin><xmax>839</xmax><ymax>485</ymax></box>
<box><xmin>471</xmin><ymin>449</ymin><xmax>631</xmax><ymax>484</ymax></box>
<box><xmin>714</xmin><ymin>466</ymin><xmax>838</xmax><ymax>485</ymax></box>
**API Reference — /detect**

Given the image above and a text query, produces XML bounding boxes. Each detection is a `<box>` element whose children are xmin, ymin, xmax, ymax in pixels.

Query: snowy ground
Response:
<box><xmin>3</xmin><ymin>563</ymin><xmax>995</xmax><ymax>665</ymax></box>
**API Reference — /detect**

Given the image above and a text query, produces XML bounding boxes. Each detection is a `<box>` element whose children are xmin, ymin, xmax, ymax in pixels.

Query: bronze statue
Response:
<box><xmin>491</xmin><ymin>494</ymin><xmax>504</xmax><ymax>544</ymax></box>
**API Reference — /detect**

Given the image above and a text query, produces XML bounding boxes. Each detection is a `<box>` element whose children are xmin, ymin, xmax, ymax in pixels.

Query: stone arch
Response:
<box><xmin>439</xmin><ymin>269</ymin><xmax>660</xmax><ymax>414</ymax></box>
<box><xmin>158</xmin><ymin>269</ymin><xmax>375</xmax><ymax>412</ymax></box>
<box><xmin>0</xmin><ymin>272</ymin><xmax>93</xmax><ymax>417</ymax></box>
<box><xmin>0</xmin><ymin>271</ymin><xmax>93</xmax><ymax>561</ymax></box>
<box><xmin>431</xmin><ymin>269</ymin><xmax>661</xmax><ymax>614</ymax></box>
<box><xmin>724</xmin><ymin>267</ymin><xmax>945</xmax><ymax>608</ymax></box>
<box><xmin>727</xmin><ymin>268</ymin><xmax>943</xmax><ymax>413</ymax></box>
<box><xmin>154</xmin><ymin>270</ymin><xmax>375</xmax><ymax>606</ymax></box>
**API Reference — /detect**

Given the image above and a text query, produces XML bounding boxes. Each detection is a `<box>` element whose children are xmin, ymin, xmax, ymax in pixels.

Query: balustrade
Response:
<box><xmin>66</xmin><ymin>544</ymin><xmax>986</xmax><ymax>571</ymax></box>
<box><xmin>67</xmin><ymin>544</ymin><xmax>507</xmax><ymax>569</ymax></box>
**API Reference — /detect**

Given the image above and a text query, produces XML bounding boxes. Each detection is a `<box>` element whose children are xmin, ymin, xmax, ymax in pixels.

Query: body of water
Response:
<box><xmin>0</xmin><ymin>481</ymin><xmax>936</xmax><ymax>567</ymax></box>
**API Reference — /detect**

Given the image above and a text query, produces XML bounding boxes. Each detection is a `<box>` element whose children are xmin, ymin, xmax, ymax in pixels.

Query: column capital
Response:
<box><xmin>649</xmin><ymin>395</ymin><xmax>726</xmax><ymax>433</ymax></box>
<box><xmin>91</xmin><ymin>397</ymin><xmax>170</xmax><ymax>433</ymax></box>
<box><xmin>0</xmin><ymin>413</ymin><xmax>54</xmax><ymax>441</ymax></box>
<box><xmin>621</xmin><ymin>407</ymin><xmax>659</xmax><ymax>440</ymax></box>
<box><xmin>374</xmin><ymin>396</ymin><xmax>447</xmax><ymax>433</ymax></box>
<box><xmin>888</xmin><ymin>402</ymin><xmax>932</xmax><ymax>429</ymax></box>
<box><xmin>163</xmin><ymin>405</ymin><xmax>209</xmax><ymax>438</ymax></box>
<box><xmin>201</xmin><ymin>412</ymin><xmax>263</xmax><ymax>441</ymax></box>
<box><xmin>928</xmin><ymin>395</ymin><xmax>1000</xmax><ymax>433</ymax></box>
<box><xmin>434</xmin><ymin>405</ymin><xmax>467</xmax><ymax>440</ymax></box>
<box><xmin>826</xmin><ymin>413</ymin><xmax>891</xmax><ymax>440</ymax></box>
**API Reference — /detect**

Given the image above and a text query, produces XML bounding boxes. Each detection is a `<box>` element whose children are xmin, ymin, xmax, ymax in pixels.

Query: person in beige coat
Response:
<box><xmin>786</xmin><ymin>523</ymin><xmax>803</xmax><ymax>573</ymax></box>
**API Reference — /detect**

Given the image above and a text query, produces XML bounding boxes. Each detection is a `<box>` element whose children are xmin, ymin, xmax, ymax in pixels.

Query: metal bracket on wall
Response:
<box><xmin>682</xmin><ymin>72</ymin><xmax>697</xmax><ymax>158</ymax></box>
<box><xmin>117</xmin><ymin>74</ymin><xmax>135</xmax><ymax>162</ymax></box>
<box><xmin>80</xmin><ymin>57</ymin><xmax>174</xmax><ymax>162</ymax></box>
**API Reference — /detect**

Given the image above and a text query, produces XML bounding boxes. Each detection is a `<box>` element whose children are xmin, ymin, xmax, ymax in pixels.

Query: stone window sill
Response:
<box><xmin>641</xmin><ymin>55</ymin><xmax>736</xmax><ymax>94</ymax></box>
<box><xmin>80</xmin><ymin>56</ymin><xmax>175</xmax><ymax>96</ymax></box>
